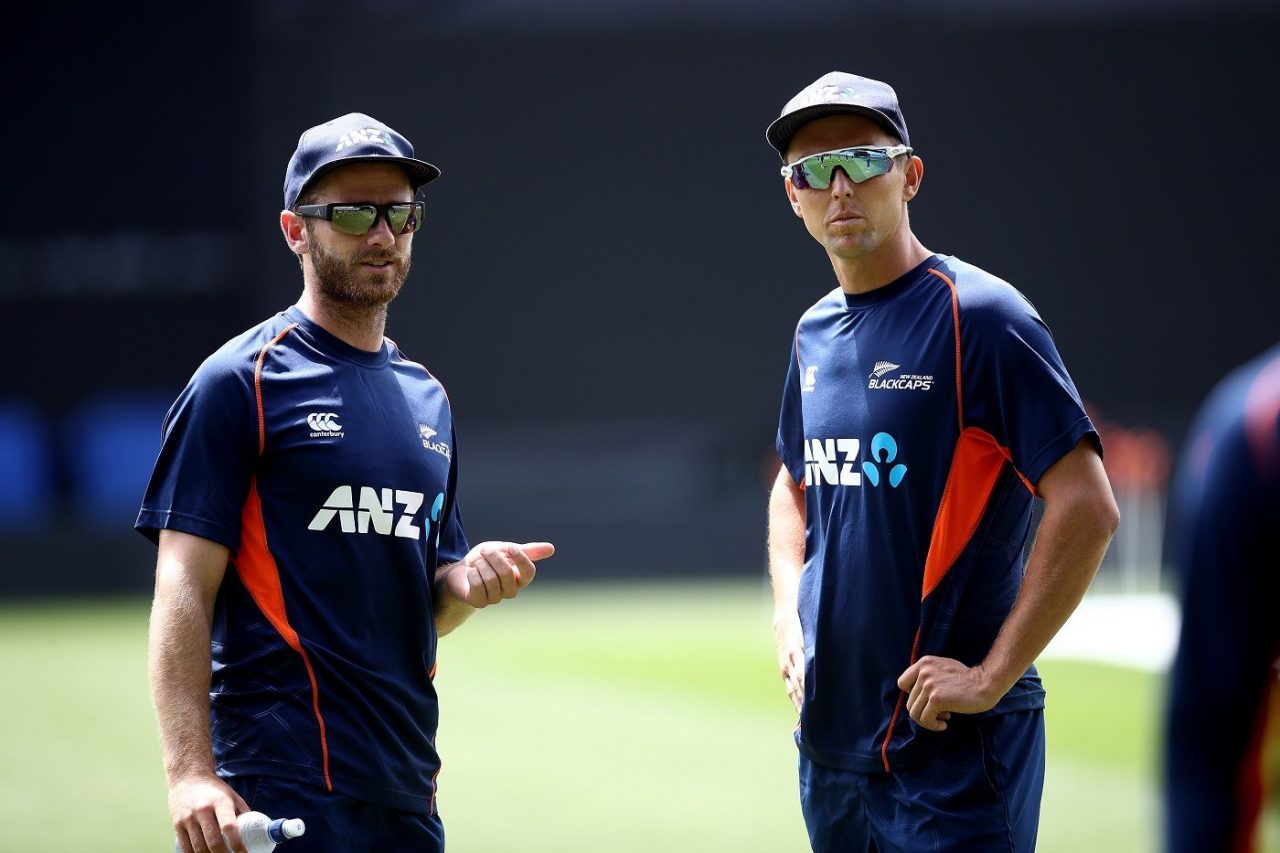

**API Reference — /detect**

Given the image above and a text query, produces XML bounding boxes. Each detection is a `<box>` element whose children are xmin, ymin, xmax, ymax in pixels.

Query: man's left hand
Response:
<box><xmin>444</xmin><ymin>541</ymin><xmax>555</xmax><ymax>608</ymax></box>
<box><xmin>896</xmin><ymin>656</ymin><xmax>1002</xmax><ymax>732</ymax></box>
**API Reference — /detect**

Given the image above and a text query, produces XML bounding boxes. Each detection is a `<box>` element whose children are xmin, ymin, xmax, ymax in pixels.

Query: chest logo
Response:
<box><xmin>804</xmin><ymin>432</ymin><xmax>908</xmax><ymax>488</ymax></box>
<box><xmin>419</xmin><ymin>424</ymin><xmax>451</xmax><ymax>459</ymax></box>
<box><xmin>307</xmin><ymin>412</ymin><xmax>344</xmax><ymax>438</ymax></box>
<box><xmin>871</xmin><ymin>361</ymin><xmax>900</xmax><ymax>378</ymax></box>
<box><xmin>804</xmin><ymin>438</ymin><xmax>861</xmax><ymax>486</ymax></box>
<box><xmin>863</xmin><ymin>432</ymin><xmax>908</xmax><ymax>487</ymax></box>
<box><xmin>307</xmin><ymin>485</ymin><xmax>427</xmax><ymax>539</ymax></box>
<box><xmin>802</xmin><ymin>365</ymin><xmax>818</xmax><ymax>393</ymax></box>
<box><xmin>867</xmin><ymin>361</ymin><xmax>933</xmax><ymax>392</ymax></box>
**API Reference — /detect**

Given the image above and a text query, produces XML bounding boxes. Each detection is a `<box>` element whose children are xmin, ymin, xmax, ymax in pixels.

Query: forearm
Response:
<box><xmin>979</xmin><ymin>491</ymin><xmax>1118</xmax><ymax>695</ymax></box>
<box><xmin>768</xmin><ymin>466</ymin><xmax>808</xmax><ymax>711</ymax></box>
<box><xmin>148</xmin><ymin>574</ymin><xmax>218</xmax><ymax>783</ymax></box>
<box><xmin>433</xmin><ymin>562</ymin><xmax>475</xmax><ymax>636</ymax></box>
<box><xmin>767</xmin><ymin>468</ymin><xmax>806</xmax><ymax>627</ymax></box>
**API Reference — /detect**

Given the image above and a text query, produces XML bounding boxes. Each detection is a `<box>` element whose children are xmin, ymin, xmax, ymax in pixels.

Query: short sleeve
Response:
<box><xmin>775</xmin><ymin>334</ymin><xmax>806</xmax><ymax>486</ymax></box>
<box><xmin>961</xmin><ymin>290</ymin><xmax>1099</xmax><ymax>487</ymax></box>
<box><xmin>435</xmin><ymin>424</ymin><xmax>469</xmax><ymax>566</ymax></box>
<box><xmin>134</xmin><ymin>358</ymin><xmax>258</xmax><ymax>550</ymax></box>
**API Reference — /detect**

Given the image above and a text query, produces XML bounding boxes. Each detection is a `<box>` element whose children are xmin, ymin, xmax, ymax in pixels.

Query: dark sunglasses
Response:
<box><xmin>296</xmin><ymin>201</ymin><xmax>425</xmax><ymax>236</ymax></box>
<box><xmin>781</xmin><ymin>145</ymin><xmax>913</xmax><ymax>190</ymax></box>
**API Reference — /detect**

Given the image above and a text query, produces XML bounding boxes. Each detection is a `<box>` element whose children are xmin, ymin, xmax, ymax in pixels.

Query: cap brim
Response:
<box><xmin>766</xmin><ymin>104</ymin><xmax>903</xmax><ymax>159</ymax></box>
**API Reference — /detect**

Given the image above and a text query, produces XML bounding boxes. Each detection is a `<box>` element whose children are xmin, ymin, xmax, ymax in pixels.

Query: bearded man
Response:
<box><xmin>138</xmin><ymin>113</ymin><xmax>554</xmax><ymax>853</ymax></box>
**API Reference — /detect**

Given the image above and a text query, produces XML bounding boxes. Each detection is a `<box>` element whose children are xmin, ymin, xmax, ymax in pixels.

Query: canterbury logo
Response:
<box><xmin>802</xmin><ymin>365</ymin><xmax>818</xmax><ymax>393</ymax></box>
<box><xmin>871</xmin><ymin>361</ymin><xmax>901</xmax><ymax>378</ymax></box>
<box><xmin>307</xmin><ymin>412</ymin><xmax>342</xmax><ymax>434</ymax></box>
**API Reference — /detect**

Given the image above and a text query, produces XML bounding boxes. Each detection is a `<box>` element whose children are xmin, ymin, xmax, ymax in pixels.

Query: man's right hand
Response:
<box><xmin>774</xmin><ymin>611</ymin><xmax>806</xmax><ymax>713</ymax></box>
<box><xmin>170</xmin><ymin>774</ymin><xmax>250</xmax><ymax>853</ymax></box>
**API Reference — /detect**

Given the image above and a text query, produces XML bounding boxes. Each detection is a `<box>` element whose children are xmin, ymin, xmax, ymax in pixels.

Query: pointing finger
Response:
<box><xmin>517</xmin><ymin>542</ymin><xmax>556</xmax><ymax>561</ymax></box>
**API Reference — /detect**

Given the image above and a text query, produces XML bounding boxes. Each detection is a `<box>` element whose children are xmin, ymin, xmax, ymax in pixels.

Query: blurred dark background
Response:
<box><xmin>2</xmin><ymin>0</ymin><xmax>1276</xmax><ymax>594</ymax></box>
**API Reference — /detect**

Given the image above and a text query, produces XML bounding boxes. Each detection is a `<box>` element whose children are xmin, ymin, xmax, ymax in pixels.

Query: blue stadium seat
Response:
<box><xmin>0</xmin><ymin>402</ymin><xmax>55</xmax><ymax>528</ymax></box>
<box><xmin>64</xmin><ymin>393</ymin><xmax>174</xmax><ymax>530</ymax></box>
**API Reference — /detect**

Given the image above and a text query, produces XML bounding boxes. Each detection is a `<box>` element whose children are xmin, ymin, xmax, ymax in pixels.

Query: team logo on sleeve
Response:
<box><xmin>419</xmin><ymin>424</ymin><xmax>451</xmax><ymax>459</ymax></box>
<box><xmin>867</xmin><ymin>361</ymin><xmax>933</xmax><ymax>391</ymax></box>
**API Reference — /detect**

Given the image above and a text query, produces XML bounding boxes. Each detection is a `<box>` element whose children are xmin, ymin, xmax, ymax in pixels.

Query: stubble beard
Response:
<box><xmin>309</xmin><ymin>232</ymin><xmax>413</xmax><ymax>311</ymax></box>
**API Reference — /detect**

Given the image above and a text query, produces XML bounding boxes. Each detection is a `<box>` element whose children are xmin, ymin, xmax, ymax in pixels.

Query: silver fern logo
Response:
<box><xmin>868</xmin><ymin>361</ymin><xmax>933</xmax><ymax>391</ymax></box>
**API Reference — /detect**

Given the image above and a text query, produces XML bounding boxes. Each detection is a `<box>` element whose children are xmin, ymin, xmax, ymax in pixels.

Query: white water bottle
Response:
<box><xmin>237</xmin><ymin>811</ymin><xmax>306</xmax><ymax>851</ymax></box>
<box><xmin>175</xmin><ymin>810</ymin><xmax>306</xmax><ymax>852</ymax></box>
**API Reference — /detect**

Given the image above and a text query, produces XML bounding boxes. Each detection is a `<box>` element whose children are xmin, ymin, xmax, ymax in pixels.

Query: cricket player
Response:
<box><xmin>139</xmin><ymin>113</ymin><xmax>553</xmax><ymax>853</ymax></box>
<box><xmin>1165</xmin><ymin>343</ymin><xmax>1280</xmax><ymax>853</ymax></box>
<box><xmin>765</xmin><ymin>72</ymin><xmax>1120</xmax><ymax>850</ymax></box>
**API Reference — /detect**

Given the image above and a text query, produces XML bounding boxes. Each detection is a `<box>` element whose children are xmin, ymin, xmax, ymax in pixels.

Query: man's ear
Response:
<box><xmin>902</xmin><ymin>155</ymin><xmax>924</xmax><ymax>203</ymax></box>
<box><xmin>280</xmin><ymin>209</ymin><xmax>308</xmax><ymax>255</ymax></box>
<box><xmin>784</xmin><ymin>177</ymin><xmax>804</xmax><ymax>218</ymax></box>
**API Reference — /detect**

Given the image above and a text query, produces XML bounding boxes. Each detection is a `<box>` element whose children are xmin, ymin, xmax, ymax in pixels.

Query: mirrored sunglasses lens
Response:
<box><xmin>799</xmin><ymin>157</ymin><xmax>834</xmax><ymax>189</ymax></box>
<box><xmin>800</xmin><ymin>151</ymin><xmax>892</xmax><ymax>188</ymax></box>
<box><xmin>385</xmin><ymin>206</ymin><xmax>410</xmax><ymax>233</ymax></box>
<box><xmin>845</xmin><ymin>152</ymin><xmax>891</xmax><ymax>183</ymax></box>
<box><xmin>387</xmin><ymin>203</ymin><xmax>422</xmax><ymax>234</ymax></box>
<box><xmin>330</xmin><ymin>206</ymin><xmax>377</xmax><ymax>235</ymax></box>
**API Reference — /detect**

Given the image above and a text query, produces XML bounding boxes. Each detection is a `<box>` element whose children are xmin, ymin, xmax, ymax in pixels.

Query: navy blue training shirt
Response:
<box><xmin>1165</xmin><ymin>343</ymin><xmax>1280</xmax><ymax>852</ymax></box>
<box><xmin>137</xmin><ymin>305</ymin><xmax>468</xmax><ymax>813</ymax></box>
<box><xmin>776</xmin><ymin>255</ymin><xmax>1098</xmax><ymax>773</ymax></box>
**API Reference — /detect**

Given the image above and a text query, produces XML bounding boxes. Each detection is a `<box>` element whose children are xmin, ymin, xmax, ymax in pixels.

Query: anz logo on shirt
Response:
<box><xmin>803</xmin><ymin>432</ymin><xmax>908</xmax><ymax>488</ymax></box>
<box><xmin>307</xmin><ymin>485</ymin><xmax>446</xmax><ymax>542</ymax></box>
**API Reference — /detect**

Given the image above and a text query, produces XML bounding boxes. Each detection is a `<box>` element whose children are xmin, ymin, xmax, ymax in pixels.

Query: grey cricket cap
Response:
<box><xmin>766</xmin><ymin>72</ymin><xmax>910</xmax><ymax>160</ymax></box>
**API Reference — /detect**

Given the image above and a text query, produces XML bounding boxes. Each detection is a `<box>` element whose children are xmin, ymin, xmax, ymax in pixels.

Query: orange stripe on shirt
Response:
<box><xmin>1233</xmin><ymin>671</ymin><xmax>1279</xmax><ymax>853</ymax></box>
<box><xmin>920</xmin><ymin>427</ymin><xmax>1013</xmax><ymax>600</ymax></box>
<box><xmin>880</xmin><ymin>625</ymin><xmax>922</xmax><ymax>772</ymax></box>
<box><xmin>926</xmin><ymin>267</ymin><xmax>964</xmax><ymax>432</ymax></box>
<box><xmin>236</xmin><ymin>476</ymin><xmax>333</xmax><ymax>792</ymax></box>
<box><xmin>254</xmin><ymin>324</ymin><xmax>299</xmax><ymax>455</ymax></box>
<box><xmin>881</xmin><ymin>430</ymin><xmax>1013</xmax><ymax>771</ymax></box>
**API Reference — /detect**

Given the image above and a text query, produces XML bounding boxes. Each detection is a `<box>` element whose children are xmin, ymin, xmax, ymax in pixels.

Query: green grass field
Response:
<box><xmin>0</xmin><ymin>582</ymin><xmax>1161</xmax><ymax>851</ymax></box>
